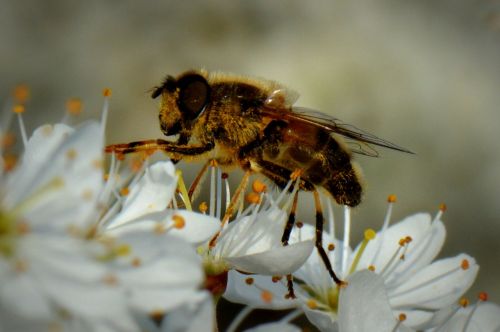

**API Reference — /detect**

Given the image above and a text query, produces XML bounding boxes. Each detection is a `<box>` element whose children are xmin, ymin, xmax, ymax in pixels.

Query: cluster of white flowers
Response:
<box><xmin>1</xmin><ymin>88</ymin><xmax>499</xmax><ymax>332</ymax></box>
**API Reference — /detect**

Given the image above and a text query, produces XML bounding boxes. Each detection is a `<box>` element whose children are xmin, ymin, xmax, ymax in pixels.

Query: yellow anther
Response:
<box><xmin>102</xmin><ymin>88</ymin><xmax>112</xmax><ymax>97</ymax></box>
<box><xmin>120</xmin><ymin>187</ymin><xmax>130</xmax><ymax>196</ymax></box>
<box><xmin>398</xmin><ymin>313</ymin><xmax>407</xmax><ymax>322</ymax></box>
<box><xmin>459</xmin><ymin>297</ymin><xmax>469</xmax><ymax>307</ymax></box>
<box><xmin>296</xmin><ymin>221</ymin><xmax>303</xmax><ymax>228</ymax></box>
<box><xmin>66</xmin><ymin>148</ymin><xmax>77</xmax><ymax>160</ymax></box>
<box><xmin>387</xmin><ymin>194</ymin><xmax>397</xmax><ymax>203</ymax></box>
<box><xmin>245</xmin><ymin>277</ymin><xmax>254</xmax><ymax>285</ymax></box>
<box><xmin>398</xmin><ymin>238</ymin><xmax>406</xmax><ymax>246</ymax></box>
<box><xmin>368</xmin><ymin>265</ymin><xmax>376</xmax><ymax>272</ymax></box>
<box><xmin>12</xmin><ymin>105</ymin><xmax>25</xmax><ymax>114</ymax></box>
<box><xmin>261</xmin><ymin>290</ymin><xmax>273</xmax><ymax>303</ymax></box>
<box><xmin>364</xmin><ymin>228</ymin><xmax>376</xmax><ymax>240</ymax></box>
<box><xmin>172</xmin><ymin>214</ymin><xmax>186</xmax><ymax>229</ymax></box>
<box><xmin>306</xmin><ymin>299</ymin><xmax>318</xmax><ymax>309</ymax></box>
<box><xmin>115</xmin><ymin>244</ymin><xmax>131</xmax><ymax>256</ymax></box>
<box><xmin>209</xmin><ymin>159</ymin><xmax>218</xmax><ymax>167</ymax></box>
<box><xmin>405</xmin><ymin>236</ymin><xmax>412</xmax><ymax>244</ymax></box>
<box><xmin>252</xmin><ymin>180</ymin><xmax>267</xmax><ymax>193</ymax></box>
<box><xmin>461</xmin><ymin>259</ymin><xmax>470</xmax><ymax>270</ymax></box>
<box><xmin>478</xmin><ymin>291</ymin><xmax>488</xmax><ymax>301</ymax></box>
<box><xmin>65</xmin><ymin>98</ymin><xmax>83</xmax><ymax>115</ymax></box>
<box><xmin>245</xmin><ymin>192</ymin><xmax>261</xmax><ymax>204</ymax></box>
<box><xmin>13</xmin><ymin>84</ymin><xmax>30</xmax><ymax>103</ymax></box>
<box><xmin>327</xmin><ymin>243</ymin><xmax>335</xmax><ymax>251</ymax></box>
<box><xmin>199</xmin><ymin>202</ymin><xmax>208</xmax><ymax>213</ymax></box>
<box><xmin>154</xmin><ymin>223</ymin><xmax>166</xmax><ymax>234</ymax></box>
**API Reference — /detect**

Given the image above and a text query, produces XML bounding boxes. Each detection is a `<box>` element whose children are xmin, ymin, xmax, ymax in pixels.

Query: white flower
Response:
<box><xmin>0</xmin><ymin>118</ymin><xmax>137</xmax><ymax>331</ymax></box>
<box><xmin>224</xmin><ymin>199</ymin><xmax>478</xmax><ymax>331</ymax></box>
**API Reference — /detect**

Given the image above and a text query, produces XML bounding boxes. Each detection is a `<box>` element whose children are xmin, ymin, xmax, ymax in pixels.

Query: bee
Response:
<box><xmin>106</xmin><ymin>69</ymin><xmax>412</xmax><ymax>289</ymax></box>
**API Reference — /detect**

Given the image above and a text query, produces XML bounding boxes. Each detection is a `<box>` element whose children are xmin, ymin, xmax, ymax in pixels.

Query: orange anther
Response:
<box><xmin>439</xmin><ymin>203</ymin><xmax>447</xmax><ymax>212</ymax></box>
<box><xmin>13</xmin><ymin>84</ymin><xmax>30</xmax><ymax>103</ymax></box>
<box><xmin>290</xmin><ymin>169</ymin><xmax>303</xmax><ymax>180</ymax></box>
<box><xmin>172</xmin><ymin>215</ymin><xmax>185</xmax><ymax>229</ymax></box>
<box><xmin>327</xmin><ymin>243</ymin><xmax>335</xmax><ymax>251</ymax></box>
<box><xmin>306</xmin><ymin>299</ymin><xmax>318</xmax><ymax>309</ymax></box>
<box><xmin>261</xmin><ymin>290</ymin><xmax>273</xmax><ymax>303</ymax></box>
<box><xmin>12</xmin><ymin>105</ymin><xmax>25</xmax><ymax>114</ymax></box>
<box><xmin>252</xmin><ymin>180</ymin><xmax>267</xmax><ymax>193</ymax></box>
<box><xmin>387</xmin><ymin>194</ymin><xmax>397</xmax><ymax>203</ymax></box>
<box><xmin>368</xmin><ymin>265</ymin><xmax>376</xmax><ymax>272</ymax></box>
<box><xmin>461</xmin><ymin>259</ymin><xmax>470</xmax><ymax>270</ymax></box>
<box><xmin>66</xmin><ymin>98</ymin><xmax>83</xmax><ymax>115</ymax></box>
<box><xmin>245</xmin><ymin>192</ymin><xmax>261</xmax><ymax>204</ymax></box>
<box><xmin>102</xmin><ymin>88</ymin><xmax>112</xmax><ymax>97</ymax></box>
<box><xmin>271</xmin><ymin>276</ymin><xmax>282</xmax><ymax>283</ymax></box>
<box><xmin>245</xmin><ymin>277</ymin><xmax>254</xmax><ymax>285</ymax></box>
<box><xmin>459</xmin><ymin>297</ymin><xmax>469</xmax><ymax>307</ymax></box>
<box><xmin>199</xmin><ymin>202</ymin><xmax>208</xmax><ymax>213</ymax></box>
<box><xmin>478</xmin><ymin>292</ymin><xmax>488</xmax><ymax>301</ymax></box>
<box><xmin>120</xmin><ymin>187</ymin><xmax>130</xmax><ymax>196</ymax></box>
<box><xmin>398</xmin><ymin>313</ymin><xmax>407</xmax><ymax>321</ymax></box>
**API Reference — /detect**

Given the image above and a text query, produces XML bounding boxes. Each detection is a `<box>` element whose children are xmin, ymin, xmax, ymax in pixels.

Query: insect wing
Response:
<box><xmin>265</xmin><ymin>107</ymin><xmax>413</xmax><ymax>157</ymax></box>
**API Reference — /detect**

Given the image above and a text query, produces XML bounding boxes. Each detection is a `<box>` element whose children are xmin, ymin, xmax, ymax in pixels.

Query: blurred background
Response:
<box><xmin>2</xmin><ymin>0</ymin><xmax>500</xmax><ymax>327</ymax></box>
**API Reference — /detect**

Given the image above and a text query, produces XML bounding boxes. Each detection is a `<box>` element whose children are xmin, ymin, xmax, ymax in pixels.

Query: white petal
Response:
<box><xmin>224</xmin><ymin>271</ymin><xmax>297</xmax><ymax>309</ymax></box>
<box><xmin>388</xmin><ymin>254</ymin><xmax>478</xmax><ymax>309</ymax></box>
<box><xmin>160</xmin><ymin>291</ymin><xmax>214</xmax><ymax>332</ymax></box>
<box><xmin>432</xmin><ymin>302</ymin><xmax>500</xmax><ymax>332</ymax></box>
<box><xmin>302</xmin><ymin>305</ymin><xmax>338</xmax><ymax>332</ymax></box>
<box><xmin>353</xmin><ymin>214</ymin><xmax>445</xmax><ymax>286</ymax></box>
<box><xmin>244</xmin><ymin>322</ymin><xmax>301</xmax><ymax>332</ymax></box>
<box><xmin>107</xmin><ymin>161</ymin><xmax>177</xmax><ymax>229</ymax></box>
<box><xmin>338</xmin><ymin>270</ymin><xmax>414</xmax><ymax>332</ymax></box>
<box><xmin>5</xmin><ymin>122</ymin><xmax>104</xmax><ymax>229</ymax></box>
<box><xmin>226</xmin><ymin>240</ymin><xmax>314</xmax><ymax>275</ymax></box>
<box><xmin>105</xmin><ymin>210</ymin><xmax>220</xmax><ymax>246</ymax></box>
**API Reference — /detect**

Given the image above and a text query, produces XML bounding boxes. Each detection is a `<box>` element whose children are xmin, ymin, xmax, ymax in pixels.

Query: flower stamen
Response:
<box><xmin>349</xmin><ymin>228</ymin><xmax>376</xmax><ymax>274</ymax></box>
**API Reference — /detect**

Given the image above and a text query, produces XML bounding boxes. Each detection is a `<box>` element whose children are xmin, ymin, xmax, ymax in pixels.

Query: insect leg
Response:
<box><xmin>282</xmin><ymin>190</ymin><xmax>299</xmax><ymax>299</ymax></box>
<box><xmin>313</xmin><ymin>189</ymin><xmax>344</xmax><ymax>286</ymax></box>
<box><xmin>105</xmin><ymin>139</ymin><xmax>214</xmax><ymax>159</ymax></box>
<box><xmin>188</xmin><ymin>159</ymin><xmax>211</xmax><ymax>201</ymax></box>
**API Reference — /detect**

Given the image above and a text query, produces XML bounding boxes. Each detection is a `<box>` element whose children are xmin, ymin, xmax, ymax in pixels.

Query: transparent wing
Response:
<box><xmin>263</xmin><ymin>106</ymin><xmax>414</xmax><ymax>157</ymax></box>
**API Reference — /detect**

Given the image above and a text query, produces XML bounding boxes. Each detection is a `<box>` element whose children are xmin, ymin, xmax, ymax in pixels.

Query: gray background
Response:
<box><xmin>2</xmin><ymin>0</ymin><xmax>499</xmax><ymax>304</ymax></box>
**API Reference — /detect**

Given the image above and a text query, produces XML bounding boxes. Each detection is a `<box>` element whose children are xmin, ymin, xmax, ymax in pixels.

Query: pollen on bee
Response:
<box><xmin>172</xmin><ymin>214</ymin><xmax>186</xmax><ymax>229</ymax></box>
<box><xmin>65</xmin><ymin>98</ymin><xmax>83</xmax><ymax>115</ymax></box>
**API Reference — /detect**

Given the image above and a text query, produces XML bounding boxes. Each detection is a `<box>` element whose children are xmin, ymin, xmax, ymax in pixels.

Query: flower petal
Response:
<box><xmin>388</xmin><ymin>254</ymin><xmax>478</xmax><ymax>309</ymax></box>
<box><xmin>244</xmin><ymin>322</ymin><xmax>301</xmax><ymax>332</ymax></box>
<box><xmin>224</xmin><ymin>271</ymin><xmax>297</xmax><ymax>309</ymax></box>
<box><xmin>106</xmin><ymin>161</ymin><xmax>177</xmax><ymax>229</ymax></box>
<box><xmin>338</xmin><ymin>270</ymin><xmax>414</xmax><ymax>332</ymax></box>
<box><xmin>226</xmin><ymin>240</ymin><xmax>314</xmax><ymax>275</ymax></box>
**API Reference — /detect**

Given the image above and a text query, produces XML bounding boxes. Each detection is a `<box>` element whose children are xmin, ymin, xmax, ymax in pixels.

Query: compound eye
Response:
<box><xmin>177</xmin><ymin>74</ymin><xmax>210</xmax><ymax>120</ymax></box>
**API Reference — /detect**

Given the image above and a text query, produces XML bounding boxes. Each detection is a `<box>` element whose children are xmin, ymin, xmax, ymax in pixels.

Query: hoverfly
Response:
<box><xmin>106</xmin><ymin>69</ymin><xmax>412</xmax><ymax>290</ymax></box>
